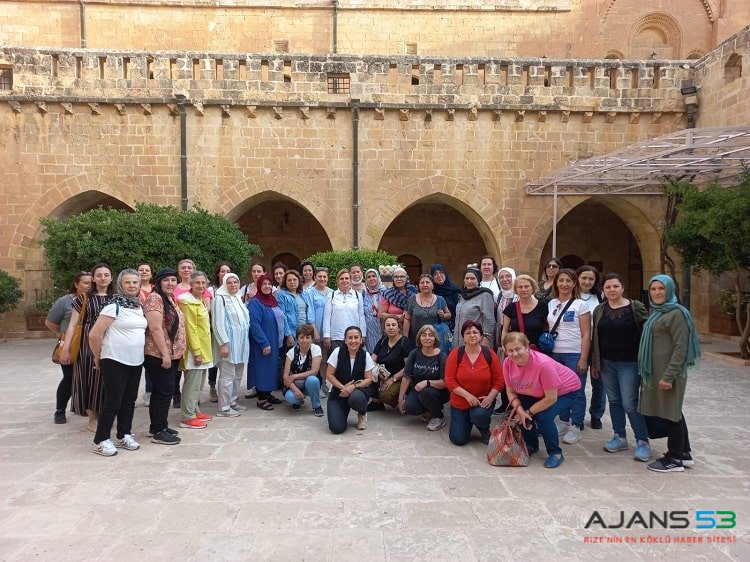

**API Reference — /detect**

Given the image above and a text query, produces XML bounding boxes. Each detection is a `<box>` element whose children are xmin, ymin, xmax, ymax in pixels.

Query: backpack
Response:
<box><xmin>457</xmin><ymin>345</ymin><xmax>493</xmax><ymax>367</ymax></box>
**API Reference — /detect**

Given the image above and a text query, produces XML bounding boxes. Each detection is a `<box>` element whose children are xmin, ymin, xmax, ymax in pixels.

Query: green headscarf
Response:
<box><xmin>637</xmin><ymin>274</ymin><xmax>701</xmax><ymax>389</ymax></box>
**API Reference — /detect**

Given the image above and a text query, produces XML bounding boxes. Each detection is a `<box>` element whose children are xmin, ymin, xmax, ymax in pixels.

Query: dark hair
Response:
<box><xmin>68</xmin><ymin>271</ymin><xmax>91</xmax><ymax>294</ymax></box>
<box><xmin>250</xmin><ymin>261</ymin><xmax>266</xmax><ymax>272</ymax></box>
<box><xmin>282</xmin><ymin>270</ymin><xmax>303</xmax><ymax>294</ymax></box>
<box><xmin>601</xmin><ymin>272</ymin><xmax>624</xmax><ymax>287</ymax></box>
<box><xmin>88</xmin><ymin>263</ymin><xmax>114</xmax><ymax>296</ymax></box>
<box><xmin>542</xmin><ymin>257</ymin><xmax>563</xmax><ymax>281</ymax></box>
<box><xmin>552</xmin><ymin>268</ymin><xmax>580</xmax><ymax>299</ymax></box>
<box><xmin>271</xmin><ymin>262</ymin><xmax>288</xmax><ymax>286</ymax></box>
<box><xmin>300</xmin><ymin>261</ymin><xmax>314</xmax><ymax>274</ymax></box>
<box><xmin>576</xmin><ymin>265</ymin><xmax>601</xmax><ymax>295</ymax></box>
<box><xmin>136</xmin><ymin>262</ymin><xmax>152</xmax><ymax>272</ymax></box>
<box><xmin>153</xmin><ymin>272</ymin><xmax>180</xmax><ymax>342</ymax></box>
<box><xmin>480</xmin><ymin>256</ymin><xmax>498</xmax><ymax>275</ymax></box>
<box><xmin>348</xmin><ymin>263</ymin><xmax>363</xmax><ymax>272</ymax></box>
<box><xmin>212</xmin><ymin>261</ymin><xmax>233</xmax><ymax>287</ymax></box>
<box><xmin>460</xmin><ymin>319</ymin><xmax>483</xmax><ymax>336</ymax></box>
<box><xmin>296</xmin><ymin>324</ymin><xmax>315</xmax><ymax>338</ymax></box>
<box><xmin>344</xmin><ymin>325</ymin><xmax>363</xmax><ymax>338</ymax></box>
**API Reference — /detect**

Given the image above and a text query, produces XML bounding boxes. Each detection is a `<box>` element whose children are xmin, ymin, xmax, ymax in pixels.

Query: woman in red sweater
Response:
<box><xmin>445</xmin><ymin>320</ymin><xmax>504</xmax><ymax>445</ymax></box>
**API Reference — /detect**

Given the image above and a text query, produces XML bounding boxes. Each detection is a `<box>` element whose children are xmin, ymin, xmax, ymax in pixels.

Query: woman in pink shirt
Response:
<box><xmin>502</xmin><ymin>331</ymin><xmax>581</xmax><ymax>469</ymax></box>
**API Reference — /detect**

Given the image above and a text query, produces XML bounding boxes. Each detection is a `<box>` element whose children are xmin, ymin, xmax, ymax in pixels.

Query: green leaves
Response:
<box><xmin>0</xmin><ymin>270</ymin><xmax>24</xmax><ymax>313</ymax></box>
<box><xmin>304</xmin><ymin>249</ymin><xmax>398</xmax><ymax>288</ymax></box>
<box><xmin>41</xmin><ymin>203</ymin><xmax>260</xmax><ymax>288</ymax></box>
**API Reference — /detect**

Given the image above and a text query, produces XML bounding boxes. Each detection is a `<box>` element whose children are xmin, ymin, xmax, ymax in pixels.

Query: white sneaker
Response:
<box><xmin>114</xmin><ymin>434</ymin><xmax>141</xmax><ymax>451</ymax></box>
<box><xmin>562</xmin><ymin>425</ymin><xmax>582</xmax><ymax>444</ymax></box>
<box><xmin>356</xmin><ymin>413</ymin><xmax>368</xmax><ymax>430</ymax></box>
<box><xmin>426</xmin><ymin>417</ymin><xmax>446</xmax><ymax>431</ymax></box>
<box><xmin>216</xmin><ymin>408</ymin><xmax>240</xmax><ymax>417</ymax></box>
<box><xmin>555</xmin><ymin>418</ymin><xmax>570</xmax><ymax>436</ymax></box>
<box><xmin>93</xmin><ymin>439</ymin><xmax>118</xmax><ymax>456</ymax></box>
<box><xmin>143</xmin><ymin>392</ymin><xmax>151</xmax><ymax>407</ymax></box>
<box><xmin>230</xmin><ymin>403</ymin><xmax>247</xmax><ymax>412</ymax></box>
<box><xmin>245</xmin><ymin>387</ymin><xmax>258</xmax><ymax>399</ymax></box>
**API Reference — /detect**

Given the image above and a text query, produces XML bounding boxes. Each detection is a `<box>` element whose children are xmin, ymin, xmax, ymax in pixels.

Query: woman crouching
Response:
<box><xmin>502</xmin><ymin>332</ymin><xmax>582</xmax><ymax>469</ymax></box>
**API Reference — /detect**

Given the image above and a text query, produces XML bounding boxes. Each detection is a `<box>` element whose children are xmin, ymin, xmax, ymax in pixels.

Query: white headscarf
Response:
<box><xmin>498</xmin><ymin>267</ymin><xmax>517</xmax><ymax>301</ymax></box>
<box><xmin>215</xmin><ymin>273</ymin><xmax>249</xmax><ymax>322</ymax></box>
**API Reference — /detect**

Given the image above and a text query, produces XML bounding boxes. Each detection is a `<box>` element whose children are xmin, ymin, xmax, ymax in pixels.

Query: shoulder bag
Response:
<box><xmin>537</xmin><ymin>298</ymin><xmax>574</xmax><ymax>354</ymax></box>
<box><xmin>67</xmin><ymin>293</ymin><xmax>88</xmax><ymax>363</ymax></box>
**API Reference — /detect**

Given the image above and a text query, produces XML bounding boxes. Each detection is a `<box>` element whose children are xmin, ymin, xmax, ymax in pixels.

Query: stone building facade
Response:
<box><xmin>0</xmin><ymin>1</ymin><xmax>748</xmax><ymax>336</ymax></box>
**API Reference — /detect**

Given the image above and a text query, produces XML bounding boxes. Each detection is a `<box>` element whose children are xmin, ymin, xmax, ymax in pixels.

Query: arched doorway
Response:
<box><xmin>379</xmin><ymin>201</ymin><xmax>490</xmax><ymax>282</ymax></box>
<box><xmin>234</xmin><ymin>197</ymin><xmax>332</xmax><ymax>277</ymax></box>
<box><xmin>398</xmin><ymin>254</ymin><xmax>422</xmax><ymax>283</ymax></box>
<box><xmin>539</xmin><ymin>201</ymin><xmax>644</xmax><ymax>299</ymax></box>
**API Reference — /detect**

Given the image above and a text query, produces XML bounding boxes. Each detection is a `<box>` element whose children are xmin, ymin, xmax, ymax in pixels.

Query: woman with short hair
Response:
<box><xmin>276</xmin><ymin>269</ymin><xmax>317</xmax><ymax>351</ymax></box>
<box><xmin>45</xmin><ymin>271</ymin><xmax>92</xmax><ymax>424</ymax></box>
<box><xmin>88</xmin><ymin>269</ymin><xmax>148</xmax><ymax>456</ymax></box>
<box><xmin>282</xmin><ymin>324</ymin><xmax>324</xmax><ymax>416</ymax></box>
<box><xmin>500</xmin><ymin>274</ymin><xmax>548</xmax><ymax>348</ymax></box>
<box><xmin>326</xmin><ymin>326</ymin><xmax>376</xmax><ymax>433</ymax></box>
<box><xmin>323</xmin><ymin>269</ymin><xmax>366</xmax><ymax>351</ymax></box>
<box><xmin>403</xmin><ymin>274</ymin><xmax>451</xmax><ymax>344</ymax></box>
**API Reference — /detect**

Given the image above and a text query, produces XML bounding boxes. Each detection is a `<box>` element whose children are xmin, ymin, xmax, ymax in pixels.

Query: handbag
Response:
<box><xmin>487</xmin><ymin>409</ymin><xmax>529</xmax><ymax>467</ymax></box>
<box><xmin>537</xmin><ymin>298</ymin><xmax>574</xmax><ymax>354</ymax></box>
<box><xmin>67</xmin><ymin>293</ymin><xmax>88</xmax><ymax>363</ymax></box>
<box><xmin>52</xmin><ymin>338</ymin><xmax>64</xmax><ymax>364</ymax></box>
<box><xmin>433</xmin><ymin>320</ymin><xmax>454</xmax><ymax>354</ymax></box>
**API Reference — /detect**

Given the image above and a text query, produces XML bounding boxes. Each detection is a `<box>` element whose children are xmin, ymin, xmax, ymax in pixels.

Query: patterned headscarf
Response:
<box><xmin>111</xmin><ymin>269</ymin><xmax>142</xmax><ymax>310</ymax></box>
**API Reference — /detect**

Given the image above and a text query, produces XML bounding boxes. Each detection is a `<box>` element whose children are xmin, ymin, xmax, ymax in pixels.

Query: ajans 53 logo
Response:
<box><xmin>585</xmin><ymin>510</ymin><xmax>736</xmax><ymax>530</ymax></box>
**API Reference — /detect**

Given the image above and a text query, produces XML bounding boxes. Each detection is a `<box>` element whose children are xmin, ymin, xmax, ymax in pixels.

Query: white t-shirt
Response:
<box><xmin>546</xmin><ymin>298</ymin><xmax>590</xmax><ymax>354</ymax></box>
<box><xmin>286</xmin><ymin>343</ymin><xmax>322</xmax><ymax>371</ymax></box>
<box><xmin>327</xmin><ymin>346</ymin><xmax>376</xmax><ymax>374</ymax></box>
<box><xmin>99</xmin><ymin>304</ymin><xmax>148</xmax><ymax>366</ymax></box>
<box><xmin>480</xmin><ymin>279</ymin><xmax>501</xmax><ymax>301</ymax></box>
<box><xmin>578</xmin><ymin>293</ymin><xmax>600</xmax><ymax>332</ymax></box>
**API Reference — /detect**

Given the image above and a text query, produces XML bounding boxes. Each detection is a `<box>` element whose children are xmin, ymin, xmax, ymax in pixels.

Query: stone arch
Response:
<box><xmin>525</xmin><ymin>195</ymin><xmax>661</xmax><ymax>292</ymax></box>
<box><xmin>686</xmin><ymin>49</ymin><xmax>706</xmax><ymax>60</ymax></box>
<box><xmin>629</xmin><ymin>12</ymin><xmax>683</xmax><ymax>59</ymax></box>
<box><xmin>220</xmin><ymin>175</ymin><xmax>342</xmax><ymax>249</ymax></box>
<box><xmin>724</xmin><ymin>53</ymin><xmax>742</xmax><ymax>84</ymax></box>
<box><xmin>601</xmin><ymin>0</ymin><xmax>717</xmax><ymax>23</ymax></box>
<box><xmin>364</xmin><ymin>174</ymin><xmax>504</xmax><ymax>261</ymax></box>
<box><xmin>604</xmin><ymin>50</ymin><xmax>625</xmax><ymax>60</ymax></box>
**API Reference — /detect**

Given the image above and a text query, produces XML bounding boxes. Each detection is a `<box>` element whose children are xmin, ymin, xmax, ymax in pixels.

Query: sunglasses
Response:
<box><xmin>546</xmin><ymin>264</ymin><xmax>560</xmax><ymax>269</ymax></box>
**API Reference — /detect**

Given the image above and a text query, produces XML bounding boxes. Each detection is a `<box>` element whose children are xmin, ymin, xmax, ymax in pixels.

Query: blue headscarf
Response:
<box><xmin>637</xmin><ymin>274</ymin><xmax>701</xmax><ymax>389</ymax></box>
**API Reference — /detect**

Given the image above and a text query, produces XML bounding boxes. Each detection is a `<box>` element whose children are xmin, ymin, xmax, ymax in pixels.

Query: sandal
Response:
<box><xmin>256</xmin><ymin>400</ymin><xmax>274</xmax><ymax>411</ymax></box>
<box><xmin>267</xmin><ymin>395</ymin><xmax>282</xmax><ymax>405</ymax></box>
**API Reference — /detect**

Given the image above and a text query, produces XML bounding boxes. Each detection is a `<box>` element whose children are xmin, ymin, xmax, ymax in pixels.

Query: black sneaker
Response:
<box><xmin>151</xmin><ymin>430</ymin><xmax>181</xmax><ymax>445</ymax></box>
<box><xmin>313</xmin><ymin>406</ymin><xmax>324</xmax><ymax>417</ymax></box>
<box><xmin>647</xmin><ymin>455</ymin><xmax>684</xmax><ymax>473</ymax></box>
<box><xmin>54</xmin><ymin>410</ymin><xmax>67</xmax><ymax>424</ymax></box>
<box><xmin>682</xmin><ymin>452</ymin><xmax>695</xmax><ymax>468</ymax></box>
<box><xmin>292</xmin><ymin>403</ymin><xmax>302</xmax><ymax>411</ymax></box>
<box><xmin>590</xmin><ymin>418</ymin><xmax>603</xmax><ymax>430</ymax></box>
<box><xmin>172</xmin><ymin>394</ymin><xmax>181</xmax><ymax>409</ymax></box>
<box><xmin>146</xmin><ymin>427</ymin><xmax>180</xmax><ymax>438</ymax></box>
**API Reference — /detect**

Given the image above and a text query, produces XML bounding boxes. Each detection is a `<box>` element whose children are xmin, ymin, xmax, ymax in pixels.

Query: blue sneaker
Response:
<box><xmin>604</xmin><ymin>434</ymin><xmax>629</xmax><ymax>453</ymax></box>
<box><xmin>634</xmin><ymin>440</ymin><xmax>652</xmax><ymax>462</ymax></box>
<box><xmin>544</xmin><ymin>453</ymin><xmax>564</xmax><ymax>469</ymax></box>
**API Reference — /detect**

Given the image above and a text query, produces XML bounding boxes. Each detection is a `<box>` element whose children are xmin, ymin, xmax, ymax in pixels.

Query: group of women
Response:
<box><xmin>46</xmin><ymin>256</ymin><xmax>700</xmax><ymax>473</ymax></box>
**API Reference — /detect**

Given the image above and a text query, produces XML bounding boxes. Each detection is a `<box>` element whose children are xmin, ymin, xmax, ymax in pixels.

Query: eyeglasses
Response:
<box><xmin>393</xmin><ymin>275</ymin><xmax>406</xmax><ymax>279</ymax></box>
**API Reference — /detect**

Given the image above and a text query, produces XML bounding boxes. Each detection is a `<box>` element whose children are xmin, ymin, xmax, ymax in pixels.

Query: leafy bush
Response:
<box><xmin>717</xmin><ymin>289</ymin><xmax>750</xmax><ymax>316</ymax></box>
<box><xmin>304</xmin><ymin>249</ymin><xmax>398</xmax><ymax>288</ymax></box>
<box><xmin>0</xmin><ymin>270</ymin><xmax>24</xmax><ymax>313</ymax></box>
<box><xmin>41</xmin><ymin>203</ymin><xmax>261</xmax><ymax>288</ymax></box>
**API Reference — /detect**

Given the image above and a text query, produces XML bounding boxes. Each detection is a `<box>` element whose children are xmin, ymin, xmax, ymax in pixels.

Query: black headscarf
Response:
<box><xmin>460</xmin><ymin>267</ymin><xmax>494</xmax><ymax>301</ymax></box>
<box><xmin>431</xmin><ymin>264</ymin><xmax>461</xmax><ymax>329</ymax></box>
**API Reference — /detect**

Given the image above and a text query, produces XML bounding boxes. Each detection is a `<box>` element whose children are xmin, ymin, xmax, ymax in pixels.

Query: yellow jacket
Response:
<box><xmin>178</xmin><ymin>292</ymin><xmax>214</xmax><ymax>370</ymax></box>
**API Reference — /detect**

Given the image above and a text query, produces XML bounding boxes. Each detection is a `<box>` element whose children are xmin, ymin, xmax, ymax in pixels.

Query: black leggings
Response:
<box><xmin>664</xmin><ymin>413</ymin><xmax>691</xmax><ymax>459</ymax></box>
<box><xmin>144</xmin><ymin>355</ymin><xmax>178</xmax><ymax>435</ymax></box>
<box><xmin>94</xmin><ymin>359</ymin><xmax>142</xmax><ymax>444</ymax></box>
<box><xmin>56</xmin><ymin>364</ymin><xmax>74</xmax><ymax>411</ymax></box>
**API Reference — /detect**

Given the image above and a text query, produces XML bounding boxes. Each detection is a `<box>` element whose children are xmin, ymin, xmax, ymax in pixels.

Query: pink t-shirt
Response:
<box><xmin>502</xmin><ymin>350</ymin><xmax>581</xmax><ymax>399</ymax></box>
<box><xmin>174</xmin><ymin>284</ymin><xmax>212</xmax><ymax>302</ymax></box>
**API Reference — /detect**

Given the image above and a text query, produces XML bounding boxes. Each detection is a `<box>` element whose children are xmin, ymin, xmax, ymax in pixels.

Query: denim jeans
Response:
<box><xmin>518</xmin><ymin>393</ymin><xmax>574</xmax><ymax>456</ymax></box>
<box><xmin>284</xmin><ymin>375</ymin><xmax>322</xmax><ymax>409</ymax></box>
<box><xmin>551</xmin><ymin>352</ymin><xmax>585</xmax><ymax>427</ymax></box>
<box><xmin>448</xmin><ymin>404</ymin><xmax>494</xmax><ymax>446</ymax></box>
<box><xmin>327</xmin><ymin>388</ymin><xmax>369</xmax><ymax>434</ymax></box>
<box><xmin>599</xmin><ymin>359</ymin><xmax>648</xmax><ymax>442</ymax></box>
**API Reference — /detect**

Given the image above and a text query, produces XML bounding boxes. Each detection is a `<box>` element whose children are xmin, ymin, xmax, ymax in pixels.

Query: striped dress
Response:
<box><xmin>71</xmin><ymin>293</ymin><xmax>111</xmax><ymax>415</ymax></box>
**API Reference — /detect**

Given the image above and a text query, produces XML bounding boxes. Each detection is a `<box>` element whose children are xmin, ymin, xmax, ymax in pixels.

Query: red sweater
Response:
<box><xmin>445</xmin><ymin>347</ymin><xmax>505</xmax><ymax>410</ymax></box>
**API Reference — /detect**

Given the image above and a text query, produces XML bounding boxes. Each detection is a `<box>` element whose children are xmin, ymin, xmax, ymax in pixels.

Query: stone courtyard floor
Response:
<box><xmin>0</xmin><ymin>337</ymin><xmax>748</xmax><ymax>561</ymax></box>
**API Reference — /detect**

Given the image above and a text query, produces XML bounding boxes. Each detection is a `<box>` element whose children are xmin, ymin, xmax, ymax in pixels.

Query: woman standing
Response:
<box><xmin>276</xmin><ymin>270</ymin><xmax>316</xmax><ymax>351</ymax></box>
<box><xmin>379</xmin><ymin>267</ymin><xmax>417</xmax><ymax>325</ymax></box>
<box><xmin>282</xmin><ymin>324</ymin><xmax>323</xmax><ymax>416</ymax></box>
<box><xmin>271</xmin><ymin>262</ymin><xmax>288</xmax><ymax>290</ymax></box>
<box><xmin>500</xmin><ymin>274</ymin><xmax>548</xmax><ymax>348</ymax></box>
<box><xmin>88</xmin><ymin>269</ymin><xmax>148</xmax><ymax>456</ymax></box>
<box><xmin>60</xmin><ymin>263</ymin><xmax>114</xmax><ymax>432</ymax></box>
<box><xmin>453</xmin><ymin>267</ymin><xmax>495</xmax><ymax>349</ymax></box>
<box><xmin>177</xmin><ymin>271</ymin><xmax>214</xmax><ymax>429</ymax></box>
<box><xmin>212</xmin><ymin>273</ymin><xmax>250</xmax><ymax>418</ymax></box>
<box><xmin>502</xmin><ymin>332</ymin><xmax>582</xmax><ymax>469</ymax></box>
<box><xmin>577</xmin><ymin>265</ymin><xmax>606</xmax><ymax>430</ymax></box>
<box><xmin>300</xmin><ymin>261</ymin><xmax>316</xmax><ymax>291</ymax></box>
<box><xmin>591</xmin><ymin>273</ymin><xmax>650</xmax><ymax>461</ymax></box>
<box><xmin>638</xmin><ymin>275</ymin><xmax>700</xmax><ymax>473</ymax></box>
<box><xmin>371</xmin><ymin>317</ymin><xmax>414</xmax><ymax>410</ymax></box>
<box><xmin>349</xmin><ymin>263</ymin><xmax>365</xmax><ymax>294</ymax></box>
<box><xmin>46</xmin><ymin>271</ymin><xmax>92</xmax><ymax>424</ymax></box>
<box><xmin>403</xmin><ymin>274</ymin><xmax>451</xmax><ymax>344</ymax></box>
<box><xmin>207</xmin><ymin>261</ymin><xmax>233</xmax><ymax>403</ymax></box>
<box><xmin>143</xmin><ymin>267</ymin><xmax>185</xmax><ymax>445</ymax></box>
<box><xmin>430</xmin><ymin>264</ymin><xmax>461</xmax><ymax>331</ymax></box>
<box><xmin>398</xmin><ymin>325</ymin><xmax>449</xmax><ymax>431</ymax></box>
<box><xmin>248</xmin><ymin>273</ymin><xmax>285</xmax><ymax>411</ymax></box>
<box><xmin>306</xmin><ymin>267</ymin><xmax>334</xmax><ymax>381</ymax></box>
<box><xmin>494</xmin><ymin>267</ymin><xmax>518</xmax><ymax>351</ymax></box>
<box><xmin>479</xmin><ymin>256</ymin><xmax>501</xmax><ymax>301</ymax></box>
<box><xmin>362</xmin><ymin>268</ymin><xmax>384</xmax><ymax>354</ymax></box>
<box><xmin>547</xmin><ymin>268</ymin><xmax>590</xmax><ymax>445</ymax></box>
<box><xmin>240</xmin><ymin>262</ymin><xmax>265</xmax><ymax>304</ymax></box>
<box><xmin>445</xmin><ymin>320</ymin><xmax>504</xmax><ymax>446</ymax></box>
<box><xmin>323</xmin><ymin>269</ymin><xmax>366</xmax><ymax>351</ymax></box>
<box><xmin>326</xmin><ymin>326</ymin><xmax>376</xmax><ymax>433</ymax></box>
<box><xmin>137</xmin><ymin>262</ymin><xmax>155</xmax><ymax>406</ymax></box>
<box><xmin>537</xmin><ymin>258</ymin><xmax>562</xmax><ymax>304</ymax></box>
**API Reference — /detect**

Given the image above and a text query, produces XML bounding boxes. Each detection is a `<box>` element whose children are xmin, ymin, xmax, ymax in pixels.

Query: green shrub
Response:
<box><xmin>0</xmin><ymin>270</ymin><xmax>24</xmax><ymax>313</ymax></box>
<box><xmin>41</xmin><ymin>203</ymin><xmax>261</xmax><ymax>289</ymax></box>
<box><xmin>304</xmin><ymin>249</ymin><xmax>398</xmax><ymax>288</ymax></box>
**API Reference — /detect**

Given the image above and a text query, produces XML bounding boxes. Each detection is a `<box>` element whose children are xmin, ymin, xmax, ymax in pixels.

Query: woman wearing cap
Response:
<box><xmin>453</xmin><ymin>267</ymin><xmax>495</xmax><ymax>349</ymax></box>
<box><xmin>88</xmin><ymin>269</ymin><xmax>148</xmax><ymax>456</ymax></box>
<box><xmin>177</xmin><ymin>271</ymin><xmax>214</xmax><ymax>429</ymax></box>
<box><xmin>638</xmin><ymin>274</ymin><xmax>701</xmax><ymax>473</ymax></box>
<box><xmin>248</xmin><ymin>273</ymin><xmax>286</xmax><ymax>411</ymax></box>
<box><xmin>212</xmin><ymin>272</ymin><xmax>250</xmax><ymax>418</ymax></box>
<box><xmin>445</xmin><ymin>320</ymin><xmax>504</xmax><ymax>445</ymax></box>
<box><xmin>143</xmin><ymin>267</ymin><xmax>186</xmax><ymax>444</ymax></box>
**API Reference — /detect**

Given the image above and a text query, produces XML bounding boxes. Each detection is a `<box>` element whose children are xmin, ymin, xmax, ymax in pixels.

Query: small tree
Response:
<box><xmin>41</xmin><ymin>203</ymin><xmax>261</xmax><ymax>289</ymax></box>
<box><xmin>304</xmin><ymin>249</ymin><xmax>398</xmax><ymax>288</ymax></box>
<box><xmin>0</xmin><ymin>270</ymin><xmax>24</xmax><ymax>313</ymax></box>
<box><xmin>665</xmin><ymin>171</ymin><xmax>750</xmax><ymax>358</ymax></box>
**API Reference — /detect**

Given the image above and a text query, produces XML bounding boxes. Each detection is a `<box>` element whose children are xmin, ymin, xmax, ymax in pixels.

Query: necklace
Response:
<box><xmin>417</xmin><ymin>294</ymin><xmax>436</xmax><ymax>309</ymax></box>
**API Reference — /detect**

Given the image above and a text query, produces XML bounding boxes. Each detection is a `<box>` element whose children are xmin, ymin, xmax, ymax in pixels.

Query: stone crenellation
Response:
<box><xmin>1</xmin><ymin>48</ymin><xmax>694</xmax><ymax>115</ymax></box>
